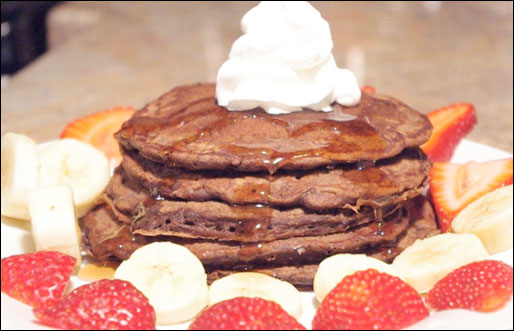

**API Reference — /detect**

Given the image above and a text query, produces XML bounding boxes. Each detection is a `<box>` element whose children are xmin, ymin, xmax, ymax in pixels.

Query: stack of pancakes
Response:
<box><xmin>81</xmin><ymin>83</ymin><xmax>439</xmax><ymax>289</ymax></box>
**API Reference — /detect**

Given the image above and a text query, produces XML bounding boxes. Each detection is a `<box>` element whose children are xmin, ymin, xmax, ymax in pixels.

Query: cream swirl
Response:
<box><xmin>216</xmin><ymin>1</ymin><xmax>361</xmax><ymax>114</ymax></box>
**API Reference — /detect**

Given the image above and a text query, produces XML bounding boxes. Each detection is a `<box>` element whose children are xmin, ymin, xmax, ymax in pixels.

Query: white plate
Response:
<box><xmin>1</xmin><ymin>139</ymin><xmax>513</xmax><ymax>330</ymax></box>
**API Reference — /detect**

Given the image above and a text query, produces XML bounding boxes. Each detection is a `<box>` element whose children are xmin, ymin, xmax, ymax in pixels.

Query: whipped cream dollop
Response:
<box><xmin>216</xmin><ymin>1</ymin><xmax>361</xmax><ymax>114</ymax></box>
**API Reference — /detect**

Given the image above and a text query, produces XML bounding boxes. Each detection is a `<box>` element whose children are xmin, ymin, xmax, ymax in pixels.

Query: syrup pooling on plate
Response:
<box><xmin>77</xmin><ymin>261</ymin><xmax>118</xmax><ymax>282</ymax></box>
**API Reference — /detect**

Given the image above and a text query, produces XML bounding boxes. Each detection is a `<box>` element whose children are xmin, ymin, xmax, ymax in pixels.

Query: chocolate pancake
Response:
<box><xmin>121</xmin><ymin>147</ymin><xmax>430</xmax><ymax>210</ymax></box>
<box><xmin>81</xmin><ymin>200</ymin><xmax>408</xmax><ymax>269</ymax></box>
<box><xmin>206</xmin><ymin>195</ymin><xmax>439</xmax><ymax>289</ymax></box>
<box><xmin>116</xmin><ymin>83</ymin><xmax>432</xmax><ymax>173</ymax></box>
<box><xmin>105</xmin><ymin>168</ymin><xmax>403</xmax><ymax>243</ymax></box>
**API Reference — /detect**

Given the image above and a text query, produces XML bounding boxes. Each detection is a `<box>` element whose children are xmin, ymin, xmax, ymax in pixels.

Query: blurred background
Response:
<box><xmin>1</xmin><ymin>1</ymin><xmax>513</xmax><ymax>152</ymax></box>
<box><xmin>1</xmin><ymin>1</ymin><xmax>60</xmax><ymax>75</ymax></box>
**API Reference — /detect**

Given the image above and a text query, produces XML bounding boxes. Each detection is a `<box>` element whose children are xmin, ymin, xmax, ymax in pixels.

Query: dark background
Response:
<box><xmin>1</xmin><ymin>1</ymin><xmax>61</xmax><ymax>74</ymax></box>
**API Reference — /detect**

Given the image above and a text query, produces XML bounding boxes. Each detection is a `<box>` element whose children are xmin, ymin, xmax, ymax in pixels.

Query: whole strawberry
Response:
<box><xmin>1</xmin><ymin>251</ymin><xmax>76</xmax><ymax>309</ymax></box>
<box><xmin>188</xmin><ymin>297</ymin><xmax>305</xmax><ymax>330</ymax></box>
<box><xmin>34</xmin><ymin>279</ymin><xmax>156</xmax><ymax>330</ymax></box>
<box><xmin>312</xmin><ymin>269</ymin><xmax>428</xmax><ymax>330</ymax></box>
<box><xmin>426</xmin><ymin>260</ymin><xmax>513</xmax><ymax>312</ymax></box>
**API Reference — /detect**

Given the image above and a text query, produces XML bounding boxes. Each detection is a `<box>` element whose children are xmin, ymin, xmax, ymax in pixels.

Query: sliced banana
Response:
<box><xmin>1</xmin><ymin>133</ymin><xmax>39</xmax><ymax>220</ymax></box>
<box><xmin>114</xmin><ymin>242</ymin><xmax>208</xmax><ymax>325</ymax></box>
<box><xmin>452</xmin><ymin>185</ymin><xmax>513</xmax><ymax>254</ymax></box>
<box><xmin>313</xmin><ymin>254</ymin><xmax>402</xmax><ymax>302</ymax></box>
<box><xmin>28</xmin><ymin>185</ymin><xmax>81</xmax><ymax>266</ymax></box>
<box><xmin>209</xmin><ymin>272</ymin><xmax>302</xmax><ymax>319</ymax></box>
<box><xmin>38</xmin><ymin>139</ymin><xmax>110</xmax><ymax>217</ymax></box>
<box><xmin>392</xmin><ymin>233</ymin><xmax>489</xmax><ymax>293</ymax></box>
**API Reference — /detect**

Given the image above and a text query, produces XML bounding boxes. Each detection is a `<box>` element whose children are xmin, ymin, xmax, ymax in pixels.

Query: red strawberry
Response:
<box><xmin>427</xmin><ymin>260</ymin><xmax>513</xmax><ymax>312</ymax></box>
<box><xmin>421</xmin><ymin>103</ymin><xmax>477</xmax><ymax>162</ymax></box>
<box><xmin>60</xmin><ymin>106</ymin><xmax>135</xmax><ymax>164</ymax></box>
<box><xmin>1</xmin><ymin>251</ymin><xmax>76</xmax><ymax>309</ymax></box>
<box><xmin>430</xmin><ymin>158</ymin><xmax>513</xmax><ymax>232</ymax></box>
<box><xmin>188</xmin><ymin>297</ymin><xmax>305</xmax><ymax>330</ymax></box>
<box><xmin>34</xmin><ymin>279</ymin><xmax>156</xmax><ymax>330</ymax></box>
<box><xmin>312</xmin><ymin>269</ymin><xmax>428</xmax><ymax>330</ymax></box>
<box><xmin>361</xmin><ymin>85</ymin><xmax>376</xmax><ymax>94</ymax></box>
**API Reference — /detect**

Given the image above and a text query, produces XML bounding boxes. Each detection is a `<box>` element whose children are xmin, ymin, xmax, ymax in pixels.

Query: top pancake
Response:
<box><xmin>117</xmin><ymin>83</ymin><xmax>432</xmax><ymax>173</ymax></box>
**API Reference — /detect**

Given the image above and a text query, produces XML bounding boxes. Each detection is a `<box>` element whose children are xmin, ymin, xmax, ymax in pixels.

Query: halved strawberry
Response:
<box><xmin>60</xmin><ymin>107</ymin><xmax>135</xmax><ymax>165</ymax></box>
<box><xmin>430</xmin><ymin>158</ymin><xmax>513</xmax><ymax>232</ymax></box>
<box><xmin>421</xmin><ymin>103</ymin><xmax>477</xmax><ymax>162</ymax></box>
<box><xmin>426</xmin><ymin>260</ymin><xmax>513</xmax><ymax>312</ymax></box>
<box><xmin>1</xmin><ymin>251</ymin><xmax>76</xmax><ymax>309</ymax></box>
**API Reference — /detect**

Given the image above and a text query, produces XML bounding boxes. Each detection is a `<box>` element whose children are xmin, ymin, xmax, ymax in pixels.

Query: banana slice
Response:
<box><xmin>314</xmin><ymin>254</ymin><xmax>402</xmax><ymax>302</ymax></box>
<box><xmin>1</xmin><ymin>133</ymin><xmax>39</xmax><ymax>220</ymax></box>
<box><xmin>392</xmin><ymin>233</ymin><xmax>489</xmax><ymax>293</ymax></box>
<box><xmin>114</xmin><ymin>242</ymin><xmax>208</xmax><ymax>325</ymax></box>
<box><xmin>28</xmin><ymin>185</ymin><xmax>81</xmax><ymax>266</ymax></box>
<box><xmin>452</xmin><ymin>185</ymin><xmax>513</xmax><ymax>254</ymax></box>
<box><xmin>209</xmin><ymin>272</ymin><xmax>302</xmax><ymax>319</ymax></box>
<box><xmin>38</xmin><ymin>139</ymin><xmax>110</xmax><ymax>217</ymax></box>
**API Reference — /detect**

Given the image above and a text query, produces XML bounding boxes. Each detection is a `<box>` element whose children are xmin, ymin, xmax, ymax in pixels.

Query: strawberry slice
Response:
<box><xmin>1</xmin><ymin>251</ymin><xmax>76</xmax><ymax>309</ymax></box>
<box><xmin>34</xmin><ymin>279</ymin><xmax>156</xmax><ymax>330</ymax></box>
<box><xmin>312</xmin><ymin>269</ymin><xmax>428</xmax><ymax>330</ymax></box>
<box><xmin>60</xmin><ymin>107</ymin><xmax>135</xmax><ymax>165</ymax></box>
<box><xmin>421</xmin><ymin>103</ymin><xmax>477</xmax><ymax>162</ymax></box>
<box><xmin>430</xmin><ymin>158</ymin><xmax>513</xmax><ymax>232</ymax></box>
<box><xmin>427</xmin><ymin>260</ymin><xmax>513</xmax><ymax>312</ymax></box>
